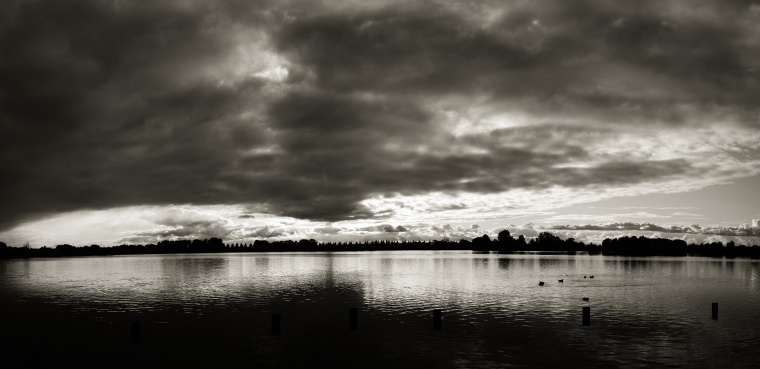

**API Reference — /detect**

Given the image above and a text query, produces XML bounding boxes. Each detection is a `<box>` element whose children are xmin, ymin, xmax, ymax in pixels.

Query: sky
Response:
<box><xmin>1</xmin><ymin>0</ymin><xmax>760</xmax><ymax>247</ymax></box>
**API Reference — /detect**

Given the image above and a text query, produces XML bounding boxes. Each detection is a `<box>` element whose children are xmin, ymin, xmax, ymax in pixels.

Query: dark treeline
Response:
<box><xmin>0</xmin><ymin>238</ymin><xmax>227</xmax><ymax>258</ymax></box>
<box><xmin>1</xmin><ymin>230</ymin><xmax>759</xmax><ymax>259</ymax></box>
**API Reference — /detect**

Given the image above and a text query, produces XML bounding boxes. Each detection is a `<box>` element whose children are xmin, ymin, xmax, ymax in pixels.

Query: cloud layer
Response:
<box><xmin>549</xmin><ymin>221</ymin><xmax>760</xmax><ymax>237</ymax></box>
<box><xmin>2</xmin><ymin>0</ymin><xmax>760</xmax><ymax>240</ymax></box>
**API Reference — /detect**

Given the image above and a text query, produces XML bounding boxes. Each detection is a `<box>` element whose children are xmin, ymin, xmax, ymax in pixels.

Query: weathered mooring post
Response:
<box><xmin>582</xmin><ymin>306</ymin><xmax>591</xmax><ymax>326</ymax></box>
<box><xmin>712</xmin><ymin>303</ymin><xmax>718</xmax><ymax>320</ymax></box>
<box><xmin>271</xmin><ymin>314</ymin><xmax>281</xmax><ymax>336</ymax></box>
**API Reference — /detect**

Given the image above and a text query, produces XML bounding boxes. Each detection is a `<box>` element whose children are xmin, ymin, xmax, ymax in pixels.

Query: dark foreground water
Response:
<box><xmin>0</xmin><ymin>252</ymin><xmax>758</xmax><ymax>368</ymax></box>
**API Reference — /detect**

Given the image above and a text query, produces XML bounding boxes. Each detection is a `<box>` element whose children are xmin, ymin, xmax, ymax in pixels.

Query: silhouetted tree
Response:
<box><xmin>497</xmin><ymin>230</ymin><xmax>512</xmax><ymax>243</ymax></box>
<box><xmin>471</xmin><ymin>234</ymin><xmax>493</xmax><ymax>251</ymax></box>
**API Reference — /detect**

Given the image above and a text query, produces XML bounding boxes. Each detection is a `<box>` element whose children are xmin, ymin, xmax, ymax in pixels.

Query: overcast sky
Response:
<box><xmin>2</xmin><ymin>0</ymin><xmax>760</xmax><ymax>247</ymax></box>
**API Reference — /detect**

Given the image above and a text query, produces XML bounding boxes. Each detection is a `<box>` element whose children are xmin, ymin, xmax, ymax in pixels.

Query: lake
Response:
<box><xmin>1</xmin><ymin>252</ymin><xmax>758</xmax><ymax>368</ymax></box>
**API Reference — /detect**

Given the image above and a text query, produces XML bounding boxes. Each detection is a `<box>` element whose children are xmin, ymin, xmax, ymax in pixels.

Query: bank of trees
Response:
<box><xmin>0</xmin><ymin>238</ymin><xmax>225</xmax><ymax>258</ymax></box>
<box><xmin>1</xmin><ymin>233</ymin><xmax>758</xmax><ymax>259</ymax></box>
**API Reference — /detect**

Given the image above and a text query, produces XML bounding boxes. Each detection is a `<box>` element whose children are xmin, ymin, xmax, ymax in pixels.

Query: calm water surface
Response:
<box><xmin>1</xmin><ymin>252</ymin><xmax>758</xmax><ymax>368</ymax></box>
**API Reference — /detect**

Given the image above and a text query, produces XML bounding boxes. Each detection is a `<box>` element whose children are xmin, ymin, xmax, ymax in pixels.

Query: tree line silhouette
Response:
<box><xmin>1</xmin><ymin>230</ymin><xmax>758</xmax><ymax>259</ymax></box>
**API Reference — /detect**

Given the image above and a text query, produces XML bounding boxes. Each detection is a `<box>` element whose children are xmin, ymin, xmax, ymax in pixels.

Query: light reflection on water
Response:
<box><xmin>0</xmin><ymin>252</ymin><xmax>758</xmax><ymax>368</ymax></box>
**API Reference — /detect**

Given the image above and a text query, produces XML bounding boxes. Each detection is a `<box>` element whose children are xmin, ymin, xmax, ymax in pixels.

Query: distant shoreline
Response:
<box><xmin>2</xmin><ymin>232</ymin><xmax>759</xmax><ymax>259</ymax></box>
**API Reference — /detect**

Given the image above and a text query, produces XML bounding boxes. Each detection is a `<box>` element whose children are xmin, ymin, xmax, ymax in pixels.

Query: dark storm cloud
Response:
<box><xmin>0</xmin><ymin>0</ymin><xmax>274</xmax><ymax>229</ymax></box>
<box><xmin>273</xmin><ymin>0</ymin><xmax>760</xmax><ymax>124</ymax></box>
<box><xmin>1</xmin><ymin>0</ymin><xmax>758</xmax><ymax>231</ymax></box>
<box><xmin>257</xmin><ymin>91</ymin><xmax>693</xmax><ymax>219</ymax></box>
<box><xmin>273</xmin><ymin>7</ymin><xmax>532</xmax><ymax>94</ymax></box>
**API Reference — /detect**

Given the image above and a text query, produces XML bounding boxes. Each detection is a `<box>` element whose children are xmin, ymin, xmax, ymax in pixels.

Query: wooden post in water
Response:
<box><xmin>433</xmin><ymin>309</ymin><xmax>442</xmax><ymax>330</ymax></box>
<box><xmin>582</xmin><ymin>307</ymin><xmax>590</xmax><ymax>326</ymax></box>
<box><xmin>131</xmin><ymin>321</ymin><xmax>141</xmax><ymax>345</ymax></box>
<box><xmin>712</xmin><ymin>303</ymin><xmax>718</xmax><ymax>320</ymax></box>
<box><xmin>271</xmin><ymin>314</ymin><xmax>281</xmax><ymax>336</ymax></box>
<box><xmin>349</xmin><ymin>307</ymin><xmax>358</xmax><ymax>331</ymax></box>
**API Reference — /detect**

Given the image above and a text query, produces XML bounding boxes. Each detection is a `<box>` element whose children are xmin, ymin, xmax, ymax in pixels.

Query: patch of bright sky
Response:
<box><xmin>0</xmin><ymin>205</ymin><xmax>308</xmax><ymax>247</ymax></box>
<box><xmin>0</xmin><ymin>206</ymin><xmax>158</xmax><ymax>247</ymax></box>
<box><xmin>548</xmin><ymin>174</ymin><xmax>760</xmax><ymax>227</ymax></box>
